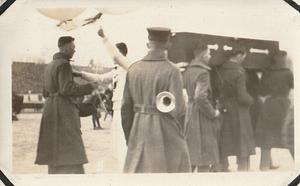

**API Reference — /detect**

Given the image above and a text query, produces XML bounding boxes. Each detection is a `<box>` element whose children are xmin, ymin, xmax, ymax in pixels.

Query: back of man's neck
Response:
<box><xmin>149</xmin><ymin>48</ymin><xmax>166</xmax><ymax>52</ymax></box>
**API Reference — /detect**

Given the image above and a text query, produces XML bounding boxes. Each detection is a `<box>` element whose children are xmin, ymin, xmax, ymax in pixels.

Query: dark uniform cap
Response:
<box><xmin>229</xmin><ymin>46</ymin><xmax>247</xmax><ymax>57</ymax></box>
<box><xmin>58</xmin><ymin>36</ymin><xmax>75</xmax><ymax>48</ymax></box>
<box><xmin>272</xmin><ymin>50</ymin><xmax>288</xmax><ymax>65</ymax></box>
<box><xmin>147</xmin><ymin>27</ymin><xmax>171</xmax><ymax>42</ymax></box>
<box><xmin>274</xmin><ymin>50</ymin><xmax>287</xmax><ymax>59</ymax></box>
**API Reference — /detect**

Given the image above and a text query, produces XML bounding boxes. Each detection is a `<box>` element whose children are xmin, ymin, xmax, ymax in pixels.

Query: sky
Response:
<box><xmin>0</xmin><ymin>0</ymin><xmax>299</xmax><ymax>67</ymax></box>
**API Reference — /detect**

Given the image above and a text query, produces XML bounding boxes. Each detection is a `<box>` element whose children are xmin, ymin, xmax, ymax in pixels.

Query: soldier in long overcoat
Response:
<box><xmin>121</xmin><ymin>27</ymin><xmax>191</xmax><ymax>173</ymax></box>
<box><xmin>255</xmin><ymin>51</ymin><xmax>293</xmax><ymax>170</ymax></box>
<box><xmin>183</xmin><ymin>44</ymin><xmax>220</xmax><ymax>172</ymax></box>
<box><xmin>35</xmin><ymin>36</ymin><xmax>98</xmax><ymax>174</ymax></box>
<box><xmin>218</xmin><ymin>49</ymin><xmax>255</xmax><ymax>171</ymax></box>
<box><xmin>245</xmin><ymin>69</ymin><xmax>263</xmax><ymax>132</ymax></box>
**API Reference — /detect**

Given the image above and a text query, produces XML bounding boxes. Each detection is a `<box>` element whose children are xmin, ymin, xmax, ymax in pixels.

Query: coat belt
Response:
<box><xmin>133</xmin><ymin>104</ymin><xmax>161</xmax><ymax>114</ymax></box>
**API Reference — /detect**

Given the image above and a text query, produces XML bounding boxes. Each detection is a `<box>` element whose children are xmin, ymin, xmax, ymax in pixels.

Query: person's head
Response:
<box><xmin>193</xmin><ymin>43</ymin><xmax>211</xmax><ymax>65</ymax></box>
<box><xmin>146</xmin><ymin>27</ymin><xmax>172</xmax><ymax>50</ymax></box>
<box><xmin>273</xmin><ymin>50</ymin><xmax>288</xmax><ymax>67</ymax></box>
<box><xmin>58</xmin><ymin>36</ymin><xmax>75</xmax><ymax>59</ymax></box>
<box><xmin>116</xmin><ymin>42</ymin><xmax>128</xmax><ymax>56</ymax></box>
<box><xmin>229</xmin><ymin>48</ymin><xmax>247</xmax><ymax>64</ymax></box>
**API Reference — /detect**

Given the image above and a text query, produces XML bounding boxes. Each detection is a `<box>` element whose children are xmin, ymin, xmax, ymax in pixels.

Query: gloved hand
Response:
<box><xmin>97</xmin><ymin>26</ymin><xmax>105</xmax><ymax>38</ymax></box>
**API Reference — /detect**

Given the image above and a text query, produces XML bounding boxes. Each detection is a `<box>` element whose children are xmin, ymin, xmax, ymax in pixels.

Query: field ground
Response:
<box><xmin>13</xmin><ymin>113</ymin><xmax>294</xmax><ymax>174</ymax></box>
<box><xmin>13</xmin><ymin>112</ymin><xmax>118</xmax><ymax>174</ymax></box>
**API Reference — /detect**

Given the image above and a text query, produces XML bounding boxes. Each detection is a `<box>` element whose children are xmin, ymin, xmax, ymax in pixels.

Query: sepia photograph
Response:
<box><xmin>0</xmin><ymin>0</ymin><xmax>299</xmax><ymax>185</ymax></box>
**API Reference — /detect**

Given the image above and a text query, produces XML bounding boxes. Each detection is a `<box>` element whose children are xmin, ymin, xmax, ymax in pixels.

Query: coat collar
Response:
<box><xmin>53</xmin><ymin>52</ymin><xmax>72</xmax><ymax>62</ymax></box>
<box><xmin>269</xmin><ymin>61</ymin><xmax>288</xmax><ymax>70</ymax></box>
<box><xmin>142</xmin><ymin>50</ymin><xmax>168</xmax><ymax>61</ymax></box>
<box><xmin>189</xmin><ymin>60</ymin><xmax>211</xmax><ymax>71</ymax></box>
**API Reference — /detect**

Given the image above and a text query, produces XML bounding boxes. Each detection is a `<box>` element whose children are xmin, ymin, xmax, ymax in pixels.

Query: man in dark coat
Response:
<box><xmin>218</xmin><ymin>49</ymin><xmax>255</xmax><ymax>171</ymax></box>
<box><xmin>245</xmin><ymin>69</ymin><xmax>263</xmax><ymax>132</ymax></box>
<box><xmin>35</xmin><ymin>36</ymin><xmax>99</xmax><ymax>174</ymax></box>
<box><xmin>255</xmin><ymin>51</ymin><xmax>293</xmax><ymax>170</ymax></box>
<box><xmin>183</xmin><ymin>44</ymin><xmax>220</xmax><ymax>172</ymax></box>
<box><xmin>121</xmin><ymin>27</ymin><xmax>191</xmax><ymax>173</ymax></box>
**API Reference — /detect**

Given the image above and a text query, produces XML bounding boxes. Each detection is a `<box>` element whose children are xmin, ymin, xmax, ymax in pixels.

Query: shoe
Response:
<box><xmin>221</xmin><ymin>167</ymin><xmax>230</xmax><ymax>172</ymax></box>
<box><xmin>210</xmin><ymin>164</ymin><xmax>222</xmax><ymax>172</ymax></box>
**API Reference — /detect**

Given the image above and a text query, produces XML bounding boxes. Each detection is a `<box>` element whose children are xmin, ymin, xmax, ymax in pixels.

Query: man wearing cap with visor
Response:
<box><xmin>121</xmin><ymin>27</ymin><xmax>191</xmax><ymax>173</ymax></box>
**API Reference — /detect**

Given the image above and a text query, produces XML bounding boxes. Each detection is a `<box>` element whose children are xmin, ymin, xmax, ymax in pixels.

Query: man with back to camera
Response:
<box><xmin>218</xmin><ymin>49</ymin><xmax>255</xmax><ymax>171</ymax></box>
<box><xmin>35</xmin><ymin>36</ymin><xmax>99</xmax><ymax>174</ymax></box>
<box><xmin>183</xmin><ymin>43</ymin><xmax>221</xmax><ymax>172</ymax></box>
<box><xmin>121</xmin><ymin>27</ymin><xmax>191</xmax><ymax>173</ymax></box>
<box><xmin>255</xmin><ymin>51</ymin><xmax>294</xmax><ymax>170</ymax></box>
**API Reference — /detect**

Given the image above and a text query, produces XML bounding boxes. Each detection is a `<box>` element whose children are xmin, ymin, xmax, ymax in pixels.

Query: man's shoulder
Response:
<box><xmin>53</xmin><ymin>58</ymin><xmax>70</xmax><ymax>67</ymax></box>
<box><xmin>128</xmin><ymin>59</ymin><xmax>179</xmax><ymax>71</ymax></box>
<box><xmin>127</xmin><ymin>60</ymin><xmax>142</xmax><ymax>72</ymax></box>
<box><xmin>46</xmin><ymin>59</ymin><xmax>70</xmax><ymax>73</ymax></box>
<box><xmin>184</xmin><ymin>66</ymin><xmax>201</xmax><ymax>76</ymax></box>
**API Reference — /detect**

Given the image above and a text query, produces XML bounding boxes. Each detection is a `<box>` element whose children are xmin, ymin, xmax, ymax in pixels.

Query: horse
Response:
<box><xmin>78</xmin><ymin>92</ymin><xmax>109</xmax><ymax>130</ymax></box>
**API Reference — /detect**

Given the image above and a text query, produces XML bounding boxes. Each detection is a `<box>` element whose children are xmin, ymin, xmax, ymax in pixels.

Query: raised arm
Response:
<box><xmin>98</xmin><ymin>28</ymin><xmax>133</xmax><ymax>70</ymax></box>
<box><xmin>81</xmin><ymin>70</ymin><xmax>114</xmax><ymax>83</ymax></box>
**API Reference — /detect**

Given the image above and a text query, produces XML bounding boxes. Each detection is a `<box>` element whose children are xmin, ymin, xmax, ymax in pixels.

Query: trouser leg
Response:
<box><xmin>104</xmin><ymin>112</ymin><xmax>107</xmax><ymax>121</ymax></box>
<box><xmin>237</xmin><ymin>156</ymin><xmax>250</xmax><ymax>171</ymax></box>
<box><xmin>191</xmin><ymin>165</ymin><xmax>197</xmax><ymax>172</ymax></box>
<box><xmin>48</xmin><ymin>164</ymin><xmax>85</xmax><ymax>174</ymax></box>
<box><xmin>92</xmin><ymin>114</ymin><xmax>96</xmax><ymax>129</ymax></box>
<box><xmin>96</xmin><ymin>117</ymin><xmax>102</xmax><ymax>128</ymax></box>
<box><xmin>95</xmin><ymin>111</ymin><xmax>101</xmax><ymax>128</ymax></box>
<box><xmin>260</xmin><ymin>148</ymin><xmax>271</xmax><ymax>171</ymax></box>
<box><xmin>197</xmin><ymin>165</ymin><xmax>210</xmax><ymax>172</ymax></box>
<box><xmin>220</xmin><ymin>156</ymin><xmax>229</xmax><ymax>172</ymax></box>
<box><xmin>210</xmin><ymin>163</ymin><xmax>222</xmax><ymax>172</ymax></box>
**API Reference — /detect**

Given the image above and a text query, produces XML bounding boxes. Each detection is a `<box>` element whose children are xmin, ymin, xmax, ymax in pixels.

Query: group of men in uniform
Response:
<box><xmin>35</xmin><ymin>26</ymin><xmax>293</xmax><ymax>174</ymax></box>
<box><xmin>120</xmin><ymin>27</ymin><xmax>293</xmax><ymax>173</ymax></box>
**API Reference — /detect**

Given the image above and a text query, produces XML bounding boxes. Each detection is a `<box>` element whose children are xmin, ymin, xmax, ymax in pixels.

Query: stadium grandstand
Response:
<box><xmin>12</xmin><ymin>61</ymin><xmax>113</xmax><ymax>94</ymax></box>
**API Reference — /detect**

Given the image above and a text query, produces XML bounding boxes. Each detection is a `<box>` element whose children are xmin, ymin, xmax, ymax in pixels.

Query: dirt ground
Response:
<box><xmin>13</xmin><ymin>112</ymin><xmax>118</xmax><ymax>174</ymax></box>
<box><xmin>13</xmin><ymin>112</ymin><xmax>294</xmax><ymax>174</ymax></box>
